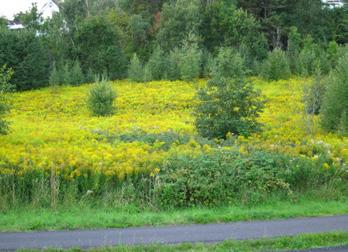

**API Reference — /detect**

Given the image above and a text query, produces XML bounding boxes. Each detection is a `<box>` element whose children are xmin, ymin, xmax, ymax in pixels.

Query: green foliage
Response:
<box><xmin>49</xmin><ymin>63</ymin><xmax>62</xmax><ymax>87</ymax></box>
<box><xmin>145</xmin><ymin>46</ymin><xmax>168</xmax><ymax>80</ymax></box>
<box><xmin>261</xmin><ymin>49</ymin><xmax>291</xmax><ymax>81</ymax></box>
<box><xmin>177</xmin><ymin>39</ymin><xmax>202</xmax><ymax>81</ymax></box>
<box><xmin>62</xmin><ymin>63</ymin><xmax>72</xmax><ymax>85</ymax></box>
<box><xmin>156</xmin><ymin>0</ymin><xmax>202</xmax><ymax>52</ymax></box>
<box><xmin>76</xmin><ymin>15</ymin><xmax>127</xmax><ymax>80</ymax></box>
<box><xmin>0</xmin><ymin>28</ymin><xmax>49</xmax><ymax>90</ymax></box>
<box><xmin>321</xmin><ymin>52</ymin><xmax>348</xmax><ymax>135</ymax></box>
<box><xmin>327</xmin><ymin>41</ymin><xmax>339</xmax><ymax>68</ymax></box>
<box><xmin>87</xmin><ymin>79</ymin><xmax>116</xmax><ymax>116</ymax></box>
<box><xmin>201</xmin><ymin>3</ymin><xmax>267</xmax><ymax>67</ymax></box>
<box><xmin>156</xmin><ymin>150</ymin><xmax>337</xmax><ymax>208</ymax></box>
<box><xmin>287</xmin><ymin>26</ymin><xmax>302</xmax><ymax>73</ymax></box>
<box><xmin>128</xmin><ymin>53</ymin><xmax>144</xmax><ymax>82</ymax></box>
<box><xmin>195</xmin><ymin>76</ymin><xmax>264</xmax><ymax>139</ymax></box>
<box><xmin>303</xmin><ymin>70</ymin><xmax>326</xmax><ymax>115</ymax></box>
<box><xmin>211</xmin><ymin>47</ymin><xmax>247</xmax><ymax>79</ymax></box>
<box><xmin>85</xmin><ymin>68</ymin><xmax>95</xmax><ymax>83</ymax></box>
<box><xmin>70</xmin><ymin>60</ymin><xmax>84</xmax><ymax>86</ymax></box>
<box><xmin>0</xmin><ymin>65</ymin><xmax>14</xmax><ymax>135</ymax></box>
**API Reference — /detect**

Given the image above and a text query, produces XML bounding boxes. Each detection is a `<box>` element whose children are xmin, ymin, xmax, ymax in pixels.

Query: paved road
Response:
<box><xmin>1</xmin><ymin>215</ymin><xmax>348</xmax><ymax>250</ymax></box>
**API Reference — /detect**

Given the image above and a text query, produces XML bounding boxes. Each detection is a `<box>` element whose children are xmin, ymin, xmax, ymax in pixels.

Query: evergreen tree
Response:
<box><xmin>70</xmin><ymin>60</ymin><xmax>84</xmax><ymax>85</ymax></box>
<box><xmin>128</xmin><ymin>53</ymin><xmax>144</xmax><ymax>82</ymax></box>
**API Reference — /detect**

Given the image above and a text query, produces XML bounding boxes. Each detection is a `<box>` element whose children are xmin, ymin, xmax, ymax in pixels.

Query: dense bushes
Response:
<box><xmin>0</xmin><ymin>65</ymin><xmax>13</xmax><ymax>135</ymax></box>
<box><xmin>320</xmin><ymin>52</ymin><xmax>348</xmax><ymax>135</ymax></box>
<box><xmin>76</xmin><ymin>16</ymin><xmax>127</xmax><ymax>80</ymax></box>
<box><xmin>87</xmin><ymin>79</ymin><xmax>116</xmax><ymax>116</ymax></box>
<box><xmin>261</xmin><ymin>49</ymin><xmax>291</xmax><ymax>81</ymax></box>
<box><xmin>0</xmin><ymin>29</ymin><xmax>49</xmax><ymax>90</ymax></box>
<box><xmin>210</xmin><ymin>47</ymin><xmax>247</xmax><ymax>79</ymax></box>
<box><xmin>1</xmin><ymin>147</ymin><xmax>343</xmax><ymax>210</ymax></box>
<box><xmin>156</xmin><ymin>150</ymin><xmax>341</xmax><ymax>208</ymax></box>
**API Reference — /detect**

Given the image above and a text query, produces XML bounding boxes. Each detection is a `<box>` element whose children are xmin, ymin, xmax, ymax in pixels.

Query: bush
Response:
<box><xmin>87</xmin><ymin>79</ymin><xmax>116</xmax><ymax>116</ymax></box>
<box><xmin>211</xmin><ymin>47</ymin><xmax>247</xmax><ymax>79</ymax></box>
<box><xmin>303</xmin><ymin>69</ymin><xmax>326</xmax><ymax>115</ymax></box>
<box><xmin>155</xmin><ymin>150</ymin><xmax>339</xmax><ymax>208</ymax></box>
<box><xmin>261</xmin><ymin>48</ymin><xmax>291</xmax><ymax>81</ymax></box>
<box><xmin>321</xmin><ymin>52</ymin><xmax>348</xmax><ymax>135</ymax></box>
<box><xmin>0</xmin><ymin>65</ymin><xmax>13</xmax><ymax>135</ymax></box>
<box><xmin>128</xmin><ymin>53</ymin><xmax>144</xmax><ymax>82</ymax></box>
<box><xmin>195</xmin><ymin>76</ymin><xmax>264</xmax><ymax>139</ymax></box>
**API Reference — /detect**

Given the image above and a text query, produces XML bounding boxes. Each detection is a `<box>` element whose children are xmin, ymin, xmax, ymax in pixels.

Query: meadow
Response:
<box><xmin>0</xmin><ymin>78</ymin><xmax>347</xmax><ymax>216</ymax></box>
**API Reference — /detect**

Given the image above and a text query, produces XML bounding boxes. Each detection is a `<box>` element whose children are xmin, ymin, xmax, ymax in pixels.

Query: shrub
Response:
<box><xmin>261</xmin><ymin>48</ymin><xmax>291</xmax><ymax>81</ymax></box>
<box><xmin>303</xmin><ymin>69</ymin><xmax>326</xmax><ymax>115</ymax></box>
<box><xmin>321</xmin><ymin>52</ymin><xmax>348</xmax><ymax>135</ymax></box>
<box><xmin>87</xmin><ymin>79</ymin><xmax>116</xmax><ymax>116</ymax></box>
<box><xmin>0</xmin><ymin>65</ymin><xmax>13</xmax><ymax>135</ymax></box>
<box><xmin>155</xmin><ymin>150</ymin><xmax>338</xmax><ymax>208</ymax></box>
<box><xmin>211</xmin><ymin>47</ymin><xmax>247</xmax><ymax>79</ymax></box>
<box><xmin>70</xmin><ymin>60</ymin><xmax>84</xmax><ymax>85</ymax></box>
<box><xmin>195</xmin><ymin>76</ymin><xmax>264</xmax><ymax>139</ymax></box>
<box><xmin>128</xmin><ymin>53</ymin><xmax>144</xmax><ymax>82</ymax></box>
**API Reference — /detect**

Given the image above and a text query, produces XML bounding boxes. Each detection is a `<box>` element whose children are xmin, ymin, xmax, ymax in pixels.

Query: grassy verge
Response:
<box><xmin>1</xmin><ymin>196</ymin><xmax>348</xmax><ymax>232</ymax></box>
<box><xmin>19</xmin><ymin>232</ymin><xmax>348</xmax><ymax>251</ymax></box>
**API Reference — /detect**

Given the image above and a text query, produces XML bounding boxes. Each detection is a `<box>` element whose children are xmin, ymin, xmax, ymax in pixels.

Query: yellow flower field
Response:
<box><xmin>0</xmin><ymin>78</ymin><xmax>346</xmax><ymax>179</ymax></box>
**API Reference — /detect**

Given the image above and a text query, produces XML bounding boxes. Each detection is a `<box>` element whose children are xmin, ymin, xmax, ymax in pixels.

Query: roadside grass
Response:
<box><xmin>18</xmin><ymin>232</ymin><xmax>348</xmax><ymax>251</ymax></box>
<box><xmin>1</xmin><ymin>195</ymin><xmax>348</xmax><ymax>232</ymax></box>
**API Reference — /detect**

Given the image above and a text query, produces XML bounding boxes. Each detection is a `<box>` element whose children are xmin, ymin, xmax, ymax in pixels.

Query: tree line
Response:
<box><xmin>0</xmin><ymin>0</ymin><xmax>346</xmax><ymax>90</ymax></box>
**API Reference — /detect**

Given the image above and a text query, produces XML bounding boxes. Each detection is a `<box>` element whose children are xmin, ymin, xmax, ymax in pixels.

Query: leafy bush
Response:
<box><xmin>321</xmin><ymin>52</ymin><xmax>348</xmax><ymax>135</ymax></box>
<box><xmin>87</xmin><ymin>79</ymin><xmax>116</xmax><ymax>116</ymax></box>
<box><xmin>128</xmin><ymin>53</ymin><xmax>144</xmax><ymax>82</ymax></box>
<box><xmin>0</xmin><ymin>65</ymin><xmax>13</xmax><ymax>135</ymax></box>
<box><xmin>155</xmin><ymin>150</ymin><xmax>339</xmax><ymax>208</ymax></box>
<box><xmin>303</xmin><ymin>69</ymin><xmax>326</xmax><ymax>115</ymax></box>
<box><xmin>195</xmin><ymin>76</ymin><xmax>264</xmax><ymax>139</ymax></box>
<box><xmin>211</xmin><ymin>47</ymin><xmax>247</xmax><ymax>79</ymax></box>
<box><xmin>261</xmin><ymin>48</ymin><xmax>291</xmax><ymax>81</ymax></box>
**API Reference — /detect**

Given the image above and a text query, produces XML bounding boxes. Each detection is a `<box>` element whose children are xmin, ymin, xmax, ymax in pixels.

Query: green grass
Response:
<box><xmin>1</xmin><ymin>196</ymin><xmax>348</xmax><ymax>232</ymax></box>
<box><xmin>19</xmin><ymin>232</ymin><xmax>348</xmax><ymax>251</ymax></box>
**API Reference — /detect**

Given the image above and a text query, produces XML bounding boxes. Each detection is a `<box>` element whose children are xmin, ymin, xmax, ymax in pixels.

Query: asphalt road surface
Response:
<box><xmin>1</xmin><ymin>215</ymin><xmax>348</xmax><ymax>250</ymax></box>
